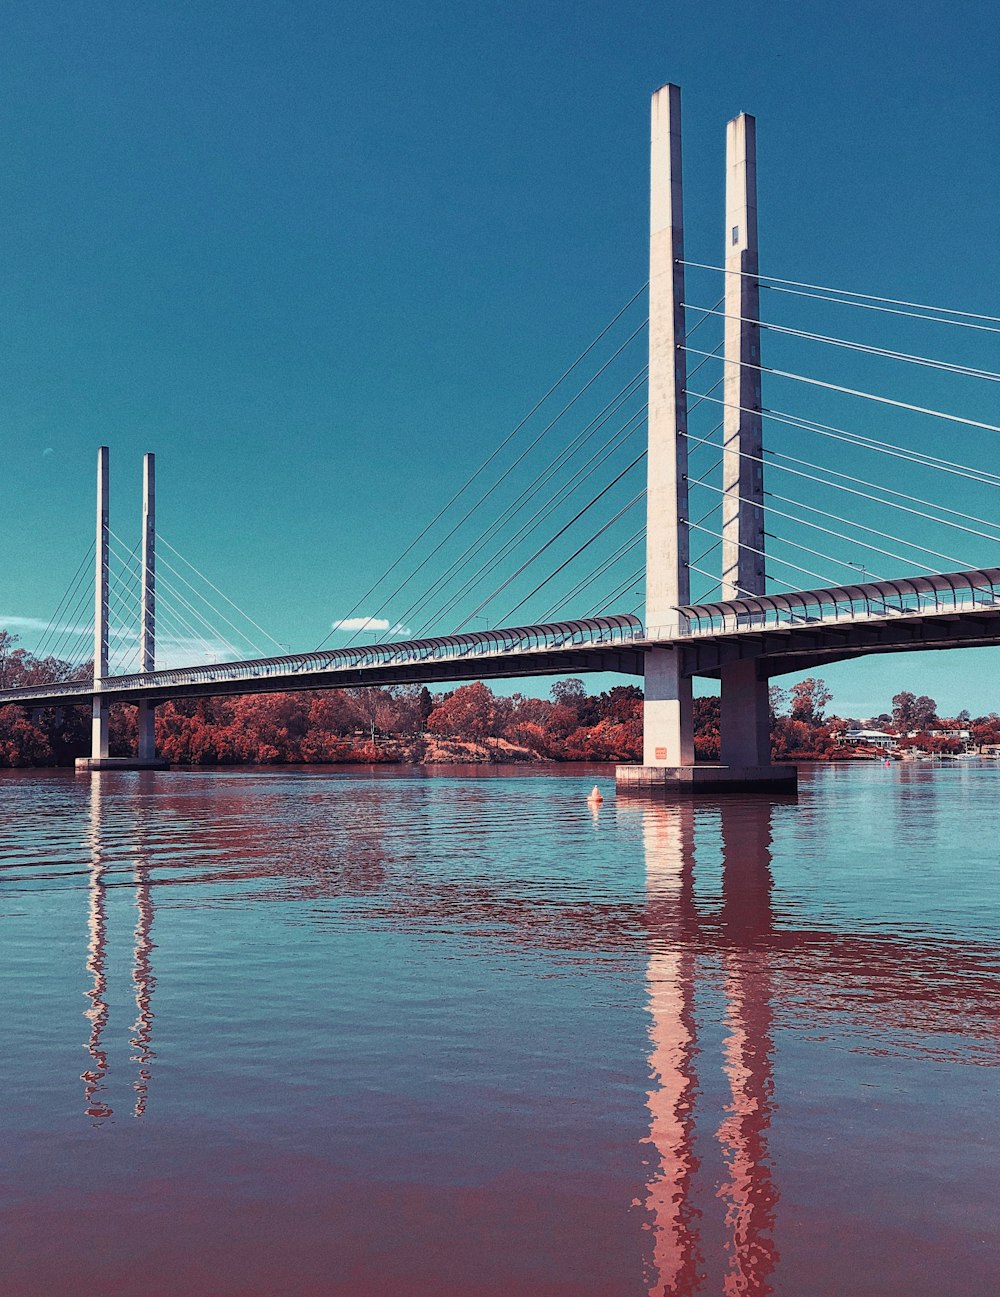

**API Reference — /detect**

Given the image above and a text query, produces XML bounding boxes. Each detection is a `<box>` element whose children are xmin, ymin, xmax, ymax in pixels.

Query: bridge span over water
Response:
<box><xmin>5</xmin><ymin>566</ymin><xmax>1000</xmax><ymax>713</ymax></box>
<box><xmin>4</xmin><ymin>85</ymin><xmax>999</xmax><ymax>789</ymax></box>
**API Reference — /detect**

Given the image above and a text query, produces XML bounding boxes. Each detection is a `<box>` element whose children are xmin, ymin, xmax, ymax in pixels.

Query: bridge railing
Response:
<box><xmin>0</xmin><ymin>614</ymin><xmax>644</xmax><ymax>704</ymax></box>
<box><xmin>659</xmin><ymin>568</ymin><xmax>1000</xmax><ymax>639</ymax></box>
<box><xmin>0</xmin><ymin>678</ymin><xmax>95</xmax><ymax>703</ymax></box>
<box><xmin>5</xmin><ymin>569</ymin><xmax>1000</xmax><ymax>707</ymax></box>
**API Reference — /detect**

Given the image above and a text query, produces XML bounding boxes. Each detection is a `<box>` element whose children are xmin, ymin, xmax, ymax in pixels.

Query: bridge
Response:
<box><xmin>3</xmin><ymin>84</ymin><xmax>998</xmax><ymax>788</ymax></box>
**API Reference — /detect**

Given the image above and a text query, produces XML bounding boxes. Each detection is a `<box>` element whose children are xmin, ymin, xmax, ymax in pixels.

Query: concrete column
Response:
<box><xmin>720</xmin><ymin>113</ymin><xmax>764</xmax><ymax>600</ymax></box>
<box><xmin>643</xmin><ymin>647</ymin><xmax>693</xmax><ymax>767</ymax></box>
<box><xmin>135</xmin><ymin>703</ymin><xmax>156</xmax><ymax>759</ymax></box>
<box><xmin>719</xmin><ymin>114</ymin><xmax>770</xmax><ymax>768</ymax></box>
<box><xmin>644</xmin><ymin>83</ymin><xmax>693</xmax><ymax>767</ymax></box>
<box><xmin>719</xmin><ymin>658</ymin><xmax>771</xmax><ymax>767</ymax></box>
<box><xmin>91</xmin><ymin>447</ymin><xmax>110</xmax><ymax>760</ymax></box>
<box><xmin>137</xmin><ymin>453</ymin><xmax>156</xmax><ymax>760</ymax></box>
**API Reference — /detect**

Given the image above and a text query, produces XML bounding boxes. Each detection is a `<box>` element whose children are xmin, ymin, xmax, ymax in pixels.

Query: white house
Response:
<box><xmin>840</xmin><ymin>728</ymin><xmax>897</xmax><ymax>750</ymax></box>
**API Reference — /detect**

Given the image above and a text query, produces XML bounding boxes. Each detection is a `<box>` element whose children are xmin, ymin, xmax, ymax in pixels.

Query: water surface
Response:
<box><xmin>1</xmin><ymin>763</ymin><xmax>997</xmax><ymax>1295</ymax></box>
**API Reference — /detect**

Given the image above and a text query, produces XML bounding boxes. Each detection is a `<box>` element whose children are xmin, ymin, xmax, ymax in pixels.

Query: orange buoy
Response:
<box><xmin>587</xmin><ymin>785</ymin><xmax>604</xmax><ymax>803</ymax></box>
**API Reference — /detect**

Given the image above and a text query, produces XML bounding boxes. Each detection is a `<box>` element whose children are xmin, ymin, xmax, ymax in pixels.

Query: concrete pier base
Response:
<box><xmin>75</xmin><ymin>756</ymin><xmax>170</xmax><ymax>772</ymax></box>
<box><xmin>616</xmin><ymin>763</ymin><xmax>797</xmax><ymax>794</ymax></box>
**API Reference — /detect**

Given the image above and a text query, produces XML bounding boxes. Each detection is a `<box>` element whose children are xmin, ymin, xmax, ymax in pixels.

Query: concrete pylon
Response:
<box><xmin>91</xmin><ymin>447</ymin><xmax>110</xmax><ymax>760</ymax></box>
<box><xmin>721</xmin><ymin>113</ymin><xmax>764</xmax><ymax>600</ymax></box>
<box><xmin>137</xmin><ymin>453</ymin><xmax>157</xmax><ymax>761</ymax></box>
<box><xmin>77</xmin><ymin>448</ymin><xmax>169</xmax><ymax>772</ymax></box>
<box><xmin>642</xmin><ymin>82</ymin><xmax>693</xmax><ymax>769</ymax></box>
<box><xmin>718</xmin><ymin>113</ymin><xmax>773</xmax><ymax>769</ymax></box>
<box><xmin>617</xmin><ymin>90</ymin><xmax>795</xmax><ymax>795</ymax></box>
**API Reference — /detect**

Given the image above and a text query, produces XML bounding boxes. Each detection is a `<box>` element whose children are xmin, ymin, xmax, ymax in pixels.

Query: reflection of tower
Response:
<box><xmin>640</xmin><ymin>801</ymin><xmax>702</xmax><ymax>1295</ymax></box>
<box><xmin>130</xmin><ymin>815</ymin><xmax>156</xmax><ymax>1118</ymax></box>
<box><xmin>80</xmin><ymin>775</ymin><xmax>158</xmax><ymax>1121</ymax></box>
<box><xmin>636</xmin><ymin>796</ymin><xmax>781</xmax><ymax>1297</ymax></box>
<box><xmin>717</xmin><ymin>802</ymin><xmax>779</xmax><ymax>1297</ymax></box>
<box><xmin>82</xmin><ymin>774</ymin><xmax>112</xmax><ymax>1121</ymax></box>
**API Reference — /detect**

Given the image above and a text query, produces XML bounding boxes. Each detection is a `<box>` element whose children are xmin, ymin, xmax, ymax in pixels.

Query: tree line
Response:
<box><xmin>2</xmin><ymin>629</ymin><xmax>998</xmax><ymax>767</ymax></box>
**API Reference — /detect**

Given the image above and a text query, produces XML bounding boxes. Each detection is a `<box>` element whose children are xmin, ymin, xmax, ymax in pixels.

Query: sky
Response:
<box><xmin>1</xmin><ymin>0</ymin><xmax>999</xmax><ymax>716</ymax></box>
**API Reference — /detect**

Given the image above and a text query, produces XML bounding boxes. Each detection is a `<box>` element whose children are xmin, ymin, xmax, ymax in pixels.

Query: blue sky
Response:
<box><xmin>1</xmin><ymin>1</ymin><xmax>998</xmax><ymax>716</ymax></box>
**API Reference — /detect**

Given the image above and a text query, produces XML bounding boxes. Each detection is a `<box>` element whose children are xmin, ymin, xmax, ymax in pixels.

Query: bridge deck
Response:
<box><xmin>3</xmin><ymin>569</ymin><xmax>1000</xmax><ymax>708</ymax></box>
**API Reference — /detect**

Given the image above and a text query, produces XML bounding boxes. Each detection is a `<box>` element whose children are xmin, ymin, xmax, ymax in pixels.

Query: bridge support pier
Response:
<box><xmin>643</xmin><ymin>648</ymin><xmax>693</xmax><ymax>767</ymax></box>
<box><xmin>719</xmin><ymin>660</ymin><xmax>771</xmax><ymax>767</ymax></box>
<box><xmin>91</xmin><ymin>696</ymin><xmax>109</xmax><ymax>760</ymax></box>
<box><xmin>137</xmin><ymin>702</ymin><xmax>157</xmax><ymax>762</ymax></box>
<box><xmin>80</xmin><ymin>695</ymin><xmax>166</xmax><ymax>771</ymax></box>
<box><xmin>620</xmin><ymin>647</ymin><xmax>795</xmax><ymax>794</ymax></box>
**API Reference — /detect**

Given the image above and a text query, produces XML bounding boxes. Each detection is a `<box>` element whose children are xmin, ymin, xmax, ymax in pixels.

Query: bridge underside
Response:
<box><xmin>683</xmin><ymin>608</ymin><xmax>1000</xmax><ymax>679</ymax></box>
<box><xmin>6</xmin><ymin>646</ymin><xmax>646</xmax><ymax>710</ymax></box>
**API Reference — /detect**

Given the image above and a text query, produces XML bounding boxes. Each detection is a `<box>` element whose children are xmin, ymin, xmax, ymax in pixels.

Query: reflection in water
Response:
<box><xmin>130</xmin><ymin>828</ymin><xmax>156</xmax><ymax>1119</ymax></box>
<box><xmin>718</xmin><ymin>808</ymin><xmax>778</xmax><ymax>1297</ymax></box>
<box><xmin>642</xmin><ymin>803</ymin><xmax>702</xmax><ymax>1295</ymax></box>
<box><xmin>4</xmin><ymin>766</ymin><xmax>999</xmax><ymax>1295</ymax></box>
<box><xmin>82</xmin><ymin>776</ymin><xmax>112</xmax><ymax>1121</ymax></box>
<box><xmin>640</xmin><ymin>799</ymin><xmax>781</xmax><ymax>1297</ymax></box>
<box><xmin>81</xmin><ymin>775</ymin><xmax>157</xmax><ymax>1120</ymax></box>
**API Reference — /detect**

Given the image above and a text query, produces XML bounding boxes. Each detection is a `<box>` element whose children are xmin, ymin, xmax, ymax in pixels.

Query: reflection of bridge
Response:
<box><xmin>632</xmin><ymin>788</ymin><xmax>1000</xmax><ymax>1295</ymax></box>
<box><xmin>66</xmin><ymin>772</ymin><xmax>1000</xmax><ymax>1287</ymax></box>
<box><xmin>4</xmin><ymin>84</ymin><xmax>999</xmax><ymax>786</ymax></box>
<box><xmin>395</xmin><ymin>788</ymin><xmax>996</xmax><ymax>1292</ymax></box>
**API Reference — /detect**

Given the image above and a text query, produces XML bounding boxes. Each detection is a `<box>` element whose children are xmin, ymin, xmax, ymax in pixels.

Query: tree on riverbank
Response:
<box><xmin>2</xmin><ymin>629</ymin><xmax>998</xmax><ymax>766</ymax></box>
<box><xmin>0</xmin><ymin>632</ymin><xmax>91</xmax><ymax>766</ymax></box>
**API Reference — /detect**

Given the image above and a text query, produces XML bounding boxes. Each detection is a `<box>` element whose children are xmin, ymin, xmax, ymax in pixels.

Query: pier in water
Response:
<box><xmin>1</xmin><ymin>763</ymin><xmax>997</xmax><ymax>1295</ymax></box>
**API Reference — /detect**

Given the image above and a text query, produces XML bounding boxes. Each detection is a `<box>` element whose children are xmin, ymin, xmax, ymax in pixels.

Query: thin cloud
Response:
<box><xmin>1</xmin><ymin>614</ymin><xmax>93</xmax><ymax>639</ymax></box>
<box><xmin>329</xmin><ymin>616</ymin><xmax>412</xmax><ymax>638</ymax></box>
<box><xmin>119</xmin><ymin>634</ymin><xmax>240</xmax><ymax>672</ymax></box>
<box><xmin>1</xmin><ymin>615</ymin><xmax>58</xmax><ymax>633</ymax></box>
<box><xmin>0</xmin><ymin>616</ymin><xmax>241</xmax><ymax>673</ymax></box>
<box><xmin>1</xmin><ymin>615</ymin><xmax>153</xmax><ymax>642</ymax></box>
<box><xmin>330</xmin><ymin>616</ymin><xmax>392</xmax><ymax>632</ymax></box>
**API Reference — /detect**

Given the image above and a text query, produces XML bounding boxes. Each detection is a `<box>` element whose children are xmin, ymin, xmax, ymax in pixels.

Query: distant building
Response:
<box><xmin>840</xmin><ymin>728</ymin><xmax>897</xmax><ymax>750</ymax></box>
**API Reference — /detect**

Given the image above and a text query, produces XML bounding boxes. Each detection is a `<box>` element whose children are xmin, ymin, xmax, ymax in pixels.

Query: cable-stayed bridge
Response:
<box><xmin>8</xmin><ymin>571</ymin><xmax>1000</xmax><ymax>706</ymax></box>
<box><xmin>3</xmin><ymin>83</ymin><xmax>999</xmax><ymax>789</ymax></box>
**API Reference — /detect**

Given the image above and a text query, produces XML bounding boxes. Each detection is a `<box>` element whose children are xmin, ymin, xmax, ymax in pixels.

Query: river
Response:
<box><xmin>1</xmin><ymin>762</ymin><xmax>997</xmax><ymax>1296</ymax></box>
